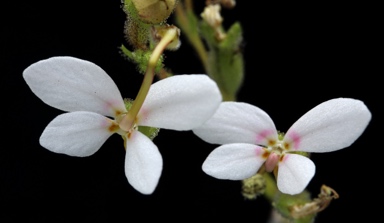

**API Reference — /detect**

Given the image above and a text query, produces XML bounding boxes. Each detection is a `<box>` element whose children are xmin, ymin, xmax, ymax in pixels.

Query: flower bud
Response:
<box><xmin>201</xmin><ymin>4</ymin><xmax>223</xmax><ymax>28</ymax></box>
<box><xmin>241</xmin><ymin>174</ymin><xmax>266</xmax><ymax>200</ymax></box>
<box><xmin>151</xmin><ymin>25</ymin><xmax>181</xmax><ymax>50</ymax></box>
<box><xmin>131</xmin><ymin>0</ymin><xmax>177</xmax><ymax>24</ymax></box>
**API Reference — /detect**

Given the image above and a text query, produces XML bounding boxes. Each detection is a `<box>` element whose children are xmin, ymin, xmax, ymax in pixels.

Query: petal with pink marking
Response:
<box><xmin>277</xmin><ymin>154</ymin><xmax>315</xmax><ymax>195</ymax></box>
<box><xmin>284</xmin><ymin>98</ymin><xmax>371</xmax><ymax>153</ymax></box>
<box><xmin>23</xmin><ymin>56</ymin><xmax>126</xmax><ymax>117</ymax></box>
<box><xmin>40</xmin><ymin>111</ymin><xmax>115</xmax><ymax>157</ymax></box>
<box><xmin>138</xmin><ymin>74</ymin><xmax>222</xmax><ymax>130</ymax></box>
<box><xmin>125</xmin><ymin>131</ymin><xmax>163</xmax><ymax>195</ymax></box>
<box><xmin>202</xmin><ymin>143</ymin><xmax>266</xmax><ymax>180</ymax></box>
<box><xmin>193</xmin><ymin>102</ymin><xmax>278</xmax><ymax>145</ymax></box>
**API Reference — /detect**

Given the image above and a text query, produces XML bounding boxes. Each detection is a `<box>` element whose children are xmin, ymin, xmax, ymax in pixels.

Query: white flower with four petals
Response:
<box><xmin>23</xmin><ymin>56</ymin><xmax>222</xmax><ymax>194</ymax></box>
<box><xmin>193</xmin><ymin>99</ymin><xmax>371</xmax><ymax>195</ymax></box>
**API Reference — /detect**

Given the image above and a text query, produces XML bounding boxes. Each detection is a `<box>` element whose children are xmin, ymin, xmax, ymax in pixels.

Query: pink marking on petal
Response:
<box><xmin>280</xmin><ymin>154</ymin><xmax>290</xmax><ymax>163</ymax></box>
<box><xmin>136</xmin><ymin>107</ymin><xmax>149</xmax><ymax>125</ymax></box>
<box><xmin>255</xmin><ymin>147</ymin><xmax>264</xmax><ymax>156</ymax></box>
<box><xmin>256</xmin><ymin>129</ymin><xmax>275</xmax><ymax>144</ymax></box>
<box><xmin>107</xmin><ymin>120</ymin><xmax>120</xmax><ymax>133</ymax></box>
<box><xmin>100</xmin><ymin>118</ymin><xmax>111</xmax><ymax>128</ymax></box>
<box><xmin>286</xmin><ymin>131</ymin><xmax>301</xmax><ymax>150</ymax></box>
<box><xmin>103</xmin><ymin>99</ymin><xmax>125</xmax><ymax>117</ymax></box>
<box><xmin>100</xmin><ymin>119</ymin><xmax>120</xmax><ymax>133</ymax></box>
<box><xmin>126</xmin><ymin>129</ymin><xmax>138</xmax><ymax>140</ymax></box>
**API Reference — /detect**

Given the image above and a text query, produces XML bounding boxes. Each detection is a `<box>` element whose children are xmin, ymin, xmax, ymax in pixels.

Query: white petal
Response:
<box><xmin>40</xmin><ymin>111</ymin><xmax>115</xmax><ymax>157</ymax></box>
<box><xmin>193</xmin><ymin>102</ymin><xmax>278</xmax><ymax>145</ymax></box>
<box><xmin>284</xmin><ymin>98</ymin><xmax>372</xmax><ymax>153</ymax></box>
<box><xmin>202</xmin><ymin>143</ymin><xmax>266</xmax><ymax>180</ymax></box>
<box><xmin>23</xmin><ymin>56</ymin><xmax>126</xmax><ymax>117</ymax></box>
<box><xmin>277</xmin><ymin>154</ymin><xmax>315</xmax><ymax>195</ymax></box>
<box><xmin>125</xmin><ymin>131</ymin><xmax>163</xmax><ymax>195</ymax></box>
<box><xmin>137</xmin><ymin>74</ymin><xmax>222</xmax><ymax>130</ymax></box>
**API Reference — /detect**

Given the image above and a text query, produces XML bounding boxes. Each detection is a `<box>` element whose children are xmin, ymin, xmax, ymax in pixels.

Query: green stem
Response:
<box><xmin>119</xmin><ymin>27</ymin><xmax>178</xmax><ymax>131</ymax></box>
<box><xmin>263</xmin><ymin>172</ymin><xmax>278</xmax><ymax>202</ymax></box>
<box><xmin>175</xmin><ymin>2</ymin><xmax>209</xmax><ymax>71</ymax></box>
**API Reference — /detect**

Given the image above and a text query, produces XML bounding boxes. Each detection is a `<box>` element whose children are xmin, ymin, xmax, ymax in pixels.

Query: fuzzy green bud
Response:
<box><xmin>241</xmin><ymin>174</ymin><xmax>266</xmax><ymax>200</ymax></box>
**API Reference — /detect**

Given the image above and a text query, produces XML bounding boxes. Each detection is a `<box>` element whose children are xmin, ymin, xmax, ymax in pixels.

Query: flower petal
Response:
<box><xmin>138</xmin><ymin>74</ymin><xmax>222</xmax><ymax>130</ymax></box>
<box><xmin>284</xmin><ymin>98</ymin><xmax>372</xmax><ymax>153</ymax></box>
<box><xmin>202</xmin><ymin>143</ymin><xmax>266</xmax><ymax>180</ymax></box>
<box><xmin>193</xmin><ymin>102</ymin><xmax>278</xmax><ymax>145</ymax></box>
<box><xmin>277</xmin><ymin>154</ymin><xmax>315</xmax><ymax>195</ymax></box>
<box><xmin>23</xmin><ymin>56</ymin><xmax>126</xmax><ymax>117</ymax></box>
<box><xmin>40</xmin><ymin>111</ymin><xmax>115</xmax><ymax>157</ymax></box>
<box><xmin>125</xmin><ymin>131</ymin><xmax>163</xmax><ymax>195</ymax></box>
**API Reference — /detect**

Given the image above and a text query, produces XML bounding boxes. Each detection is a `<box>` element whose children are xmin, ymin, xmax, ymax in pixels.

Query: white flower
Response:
<box><xmin>193</xmin><ymin>99</ymin><xmax>371</xmax><ymax>195</ymax></box>
<box><xmin>23</xmin><ymin>56</ymin><xmax>222</xmax><ymax>194</ymax></box>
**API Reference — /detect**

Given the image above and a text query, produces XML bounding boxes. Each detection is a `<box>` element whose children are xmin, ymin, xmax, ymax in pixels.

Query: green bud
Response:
<box><xmin>131</xmin><ymin>0</ymin><xmax>178</xmax><ymax>24</ymax></box>
<box><xmin>123</xmin><ymin>0</ymin><xmax>152</xmax><ymax>50</ymax></box>
<box><xmin>241</xmin><ymin>173</ymin><xmax>266</xmax><ymax>200</ymax></box>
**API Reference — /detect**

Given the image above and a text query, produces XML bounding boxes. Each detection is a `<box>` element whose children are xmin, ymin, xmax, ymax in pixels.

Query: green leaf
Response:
<box><xmin>200</xmin><ymin>21</ymin><xmax>244</xmax><ymax>101</ymax></box>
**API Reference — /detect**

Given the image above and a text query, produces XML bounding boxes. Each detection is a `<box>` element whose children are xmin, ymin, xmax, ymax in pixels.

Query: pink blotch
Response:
<box><xmin>100</xmin><ymin>118</ymin><xmax>111</xmax><ymax>128</ymax></box>
<box><xmin>136</xmin><ymin>106</ymin><xmax>149</xmax><ymax>125</ymax></box>
<box><xmin>101</xmin><ymin>119</ymin><xmax>119</xmax><ymax>133</ymax></box>
<box><xmin>281</xmin><ymin>154</ymin><xmax>290</xmax><ymax>163</ymax></box>
<box><xmin>286</xmin><ymin>131</ymin><xmax>301</xmax><ymax>150</ymax></box>
<box><xmin>103</xmin><ymin>99</ymin><xmax>125</xmax><ymax>116</ymax></box>
<box><xmin>126</xmin><ymin>129</ymin><xmax>137</xmax><ymax>141</ymax></box>
<box><xmin>254</xmin><ymin>147</ymin><xmax>263</xmax><ymax>156</ymax></box>
<box><xmin>256</xmin><ymin>129</ymin><xmax>274</xmax><ymax>143</ymax></box>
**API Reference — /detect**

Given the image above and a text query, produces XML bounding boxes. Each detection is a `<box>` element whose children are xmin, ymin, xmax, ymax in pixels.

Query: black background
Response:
<box><xmin>2</xmin><ymin>1</ymin><xmax>380</xmax><ymax>222</ymax></box>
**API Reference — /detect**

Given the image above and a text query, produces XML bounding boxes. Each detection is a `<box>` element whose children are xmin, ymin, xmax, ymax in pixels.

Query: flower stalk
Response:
<box><xmin>175</xmin><ymin>2</ymin><xmax>209</xmax><ymax>71</ymax></box>
<box><xmin>119</xmin><ymin>27</ymin><xmax>179</xmax><ymax>131</ymax></box>
<box><xmin>175</xmin><ymin>1</ymin><xmax>244</xmax><ymax>101</ymax></box>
